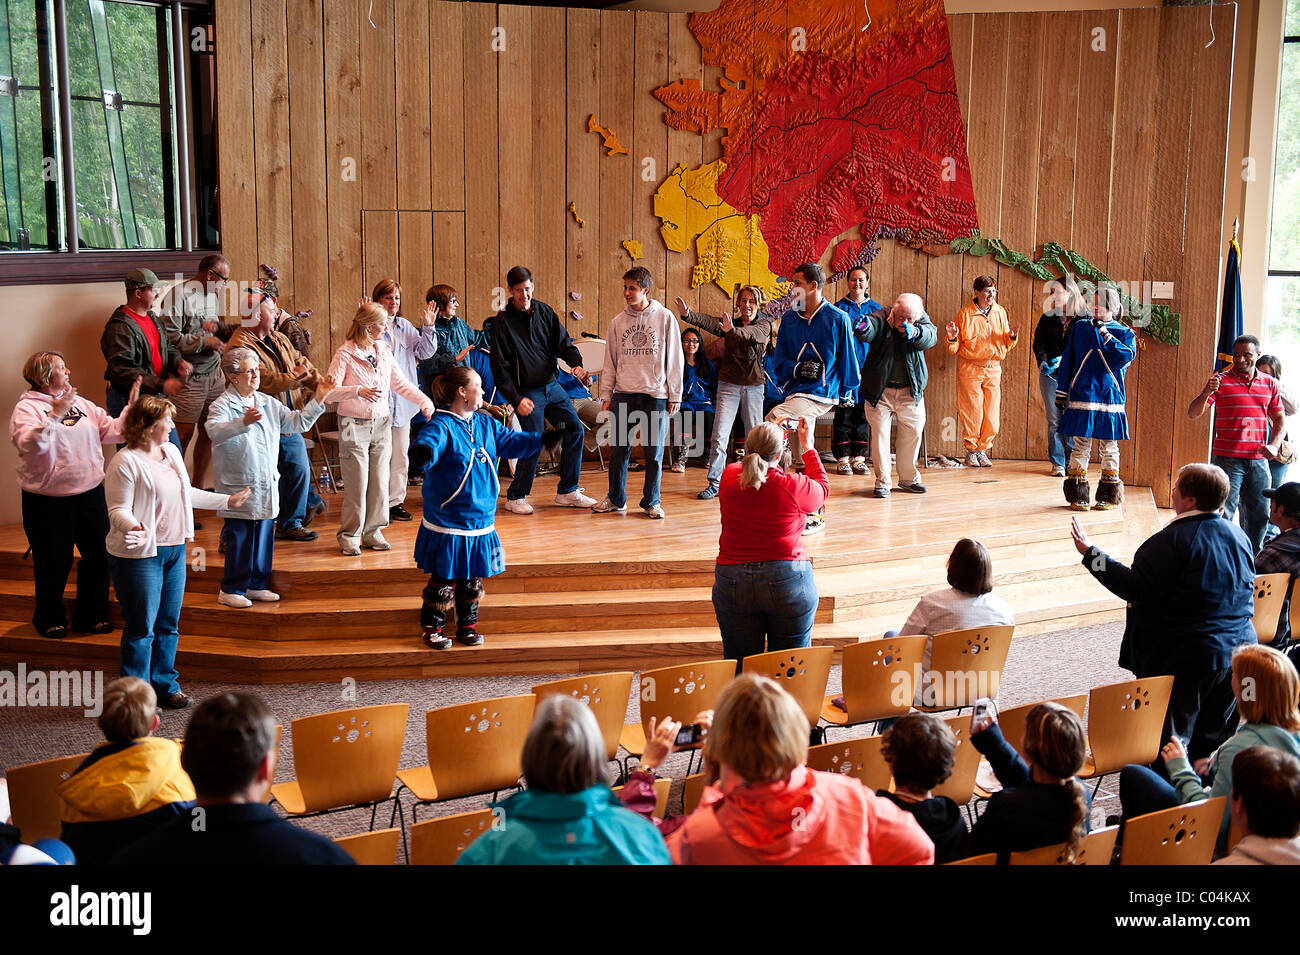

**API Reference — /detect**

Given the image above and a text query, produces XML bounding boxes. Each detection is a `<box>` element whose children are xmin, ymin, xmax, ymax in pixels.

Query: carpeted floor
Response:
<box><xmin>0</xmin><ymin>620</ymin><xmax>1132</xmax><ymax>860</ymax></box>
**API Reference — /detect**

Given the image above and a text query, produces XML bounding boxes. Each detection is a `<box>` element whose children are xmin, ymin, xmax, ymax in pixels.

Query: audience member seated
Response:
<box><xmin>969</xmin><ymin>701</ymin><xmax>1090</xmax><ymax>863</ymax></box>
<box><xmin>1071</xmin><ymin>462</ymin><xmax>1256</xmax><ymax>764</ymax></box>
<box><xmin>1214</xmin><ymin>747</ymin><xmax>1300</xmax><ymax>865</ymax></box>
<box><xmin>57</xmin><ymin>677</ymin><xmax>195</xmax><ymax>864</ymax></box>
<box><xmin>1118</xmin><ymin>643</ymin><xmax>1300</xmax><ymax>851</ymax></box>
<box><xmin>667</xmin><ymin>674</ymin><xmax>934</xmax><ymax>865</ymax></box>
<box><xmin>112</xmin><ymin>692</ymin><xmax>355</xmax><ymax>865</ymax></box>
<box><xmin>1255</xmin><ymin>482</ymin><xmax>1300</xmax><ymax>648</ymax></box>
<box><xmin>879</xmin><ymin>713</ymin><xmax>972</xmax><ymax>863</ymax></box>
<box><xmin>456</xmin><ymin>695</ymin><xmax>670</xmax><ymax>865</ymax></box>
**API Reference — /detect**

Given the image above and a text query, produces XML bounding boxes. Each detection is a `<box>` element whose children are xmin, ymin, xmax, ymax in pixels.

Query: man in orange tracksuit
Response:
<box><xmin>946</xmin><ymin>274</ymin><xmax>1018</xmax><ymax>467</ymax></box>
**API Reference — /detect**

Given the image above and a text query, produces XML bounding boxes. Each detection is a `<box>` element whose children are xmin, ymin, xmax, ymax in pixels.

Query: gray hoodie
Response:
<box><xmin>601</xmin><ymin>299</ymin><xmax>684</xmax><ymax>404</ymax></box>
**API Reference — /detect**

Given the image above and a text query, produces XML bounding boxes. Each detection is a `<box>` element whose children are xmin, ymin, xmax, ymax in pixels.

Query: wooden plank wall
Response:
<box><xmin>214</xmin><ymin>1</ymin><xmax>1234</xmax><ymax>506</ymax></box>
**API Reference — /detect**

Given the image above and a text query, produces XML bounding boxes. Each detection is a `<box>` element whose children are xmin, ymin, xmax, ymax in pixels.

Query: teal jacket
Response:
<box><xmin>1167</xmin><ymin>722</ymin><xmax>1300</xmax><ymax>848</ymax></box>
<box><xmin>455</xmin><ymin>785</ymin><xmax>670</xmax><ymax>866</ymax></box>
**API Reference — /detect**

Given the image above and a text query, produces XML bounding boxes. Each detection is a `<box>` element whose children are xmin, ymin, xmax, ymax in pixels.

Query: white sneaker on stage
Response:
<box><xmin>247</xmin><ymin>589</ymin><xmax>280</xmax><ymax>602</ymax></box>
<box><xmin>554</xmin><ymin>488</ymin><xmax>597</xmax><ymax>507</ymax></box>
<box><xmin>503</xmin><ymin>497</ymin><xmax>534</xmax><ymax>515</ymax></box>
<box><xmin>218</xmin><ymin>591</ymin><xmax>253</xmax><ymax>609</ymax></box>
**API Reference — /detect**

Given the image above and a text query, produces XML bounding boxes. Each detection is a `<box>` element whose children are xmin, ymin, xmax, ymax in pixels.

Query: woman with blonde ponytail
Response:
<box><xmin>714</xmin><ymin>418</ymin><xmax>830</xmax><ymax>668</ymax></box>
<box><xmin>969</xmin><ymin>701</ymin><xmax>1090</xmax><ymax>863</ymax></box>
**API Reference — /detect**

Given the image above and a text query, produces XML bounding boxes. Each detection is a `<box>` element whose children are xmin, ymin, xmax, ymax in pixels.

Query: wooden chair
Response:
<box><xmin>619</xmin><ymin>660</ymin><xmax>733</xmax><ymax>774</ymax></box>
<box><xmin>682</xmin><ymin>772</ymin><xmax>709</xmax><ymax>815</ymax></box>
<box><xmin>270</xmin><ymin>704</ymin><xmax>409</xmax><ymax>847</ymax></box>
<box><xmin>408</xmin><ymin>807</ymin><xmax>498</xmax><ymax>865</ymax></box>
<box><xmin>334</xmin><ymin>827</ymin><xmax>401</xmax><ymax>865</ymax></box>
<box><xmin>819</xmin><ymin>635</ymin><xmax>929</xmax><ymax>739</ymax></box>
<box><xmin>973</xmin><ymin>694</ymin><xmax>1089</xmax><ymax>800</ymax></box>
<box><xmin>1289</xmin><ymin>577</ymin><xmax>1300</xmax><ymax>649</ymax></box>
<box><xmin>945</xmin><ymin>852</ymin><xmax>997</xmax><ymax>865</ymax></box>
<box><xmin>532</xmin><ymin>672</ymin><xmax>634</xmax><ymax>763</ymax></box>
<box><xmin>1079</xmin><ymin>676</ymin><xmax>1175</xmax><ymax>795</ymax></box>
<box><xmin>1008</xmin><ymin>826</ymin><xmax>1119</xmax><ymax>865</ymax></box>
<box><xmin>807</xmin><ymin>735</ymin><xmax>892</xmax><ymax>792</ymax></box>
<box><xmin>1120</xmin><ymin>797</ymin><xmax>1227</xmax><ymax>866</ymax></box>
<box><xmin>915</xmin><ymin>625</ymin><xmax>1014</xmax><ymax>714</ymax></box>
<box><xmin>396</xmin><ymin>694</ymin><xmax>535</xmax><ymax>823</ymax></box>
<box><xmin>610</xmin><ymin>776</ymin><xmax>672</xmax><ymax>820</ymax></box>
<box><xmin>742</xmin><ymin>646</ymin><xmax>834</xmax><ymax>740</ymax></box>
<box><xmin>933</xmin><ymin>713</ymin><xmax>983</xmax><ymax>811</ymax></box>
<box><xmin>5</xmin><ymin>752</ymin><xmax>88</xmax><ymax>843</ymax></box>
<box><xmin>1253</xmin><ymin>572</ymin><xmax>1292</xmax><ymax>643</ymax></box>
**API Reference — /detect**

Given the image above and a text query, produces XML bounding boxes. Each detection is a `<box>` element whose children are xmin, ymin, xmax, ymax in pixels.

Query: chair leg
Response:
<box><xmin>369</xmin><ymin>802</ymin><xmax>378</xmax><ymax>832</ymax></box>
<box><xmin>394</xmin><ymin>800</ymin><xmax>409</xmax><ymax>865</ymax></box>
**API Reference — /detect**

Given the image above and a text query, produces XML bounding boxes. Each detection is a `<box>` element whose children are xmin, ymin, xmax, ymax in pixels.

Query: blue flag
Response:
<box><xmin>1216</xmin><ymin>238</ymin><xmax>1242</xmax><ymax>372</ymax></box>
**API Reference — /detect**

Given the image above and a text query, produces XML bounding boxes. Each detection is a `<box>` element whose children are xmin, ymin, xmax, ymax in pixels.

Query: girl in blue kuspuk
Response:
<box><xmin>409</xmin><ymin>366</ymin><xmax>562</xmax><ymax>649</ymax></box>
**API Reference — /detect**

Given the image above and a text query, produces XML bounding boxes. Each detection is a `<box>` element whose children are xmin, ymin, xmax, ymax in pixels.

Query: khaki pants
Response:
<box><xmin>765</xmin><ymin>395</ymin><xmax>833</xmax><ymax>459</ymax></box>
<box><xmin>863</xmin><ymin>387</ymin><xmax>925</xmax><ymax>489</ymax></box>
<box><xmin>389</xmin><ymin>421</ymin><xmax>411</xmax><ymax>509</ymax></box>
<box><xmin>957</xmin><ymin>358</ymin><xmax>1002</xmax><ymax>452</ymax></box>
<box><xmin>339</xmin><ymin>415</ymin><xmax>391</xmax><ymax>546</ymax></box>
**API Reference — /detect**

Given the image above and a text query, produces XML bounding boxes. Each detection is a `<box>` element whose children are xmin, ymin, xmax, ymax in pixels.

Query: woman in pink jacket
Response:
<box><xmin>325</xmin><ymin>303</ymin><xmax>434</xmax><ymax>556</ymax></box>
<box><xmin>668</xmin><ymin>674</ymin><xmax>935</xmax><ymax>865</ymax></box>
<box><xmin>9</xmin><ymin>352</ymin><xmax>140</xmax><ymax>638</ymax></box>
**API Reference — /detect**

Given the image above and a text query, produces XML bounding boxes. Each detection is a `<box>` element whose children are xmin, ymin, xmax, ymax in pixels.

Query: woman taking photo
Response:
<box><xmin>325</xmin><ymin>302</ymin><xmax>434</xmax><ymax>556</ymax></box>
<box><xmin>366</xmin><ymin>279</ymin><xmax>438</xmax><ymax>523</ymax></box>
<box><xmin>206</xmin><ymin>348</ymin><xmax>330</xmax><ymax>608</ymax></box>
<box><xmin>105</xmin><ymin>396</ymin><xmax>250</xmax><ymax>708</ymax></box>
<box><xmin>713</xmin><ymin>419</ymin><xmax>828</xmax><ymax>666</ymax></box>
<box><xmin>10</xmin><ymin>352</ymin><xmax>140</xmax><ymax>638</ymax></box>
<box><xmin>668</xmin><ymin>675</ymin><xmax>933</xmax><ymax>865</ymax></box>
<box><xmin>676</xmin><ymin>286</ymin><xmax>772</xmax><ymax>500</ymax></box>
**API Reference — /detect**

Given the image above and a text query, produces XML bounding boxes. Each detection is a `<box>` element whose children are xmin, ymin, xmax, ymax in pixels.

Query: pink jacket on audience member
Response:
<box><xmin>667</xmin><ymin>765</ymin><xmax>935</xmax><ymax>865</ymax></box>
<box><xmin>324</xmin><ymin>340</ymin><xmax>430</xmax><ymax>421</ymax></box>
<box><xmin>9</xmin><ymin>390</ymin><xmax>128</xmax><ymax>496</ymax></box>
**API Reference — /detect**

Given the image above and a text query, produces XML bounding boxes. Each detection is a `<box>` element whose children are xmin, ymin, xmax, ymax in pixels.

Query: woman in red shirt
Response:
<box><xmin>714</xmin><ymin>418</ymin><xmax>829</xmax><ymax>666</ymax></box>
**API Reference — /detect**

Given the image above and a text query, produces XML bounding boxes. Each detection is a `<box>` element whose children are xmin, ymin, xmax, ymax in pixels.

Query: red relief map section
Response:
<box><xmin>654</xmin><ymin>0</ymin><xmax>978</xmax><ymax>277</ymax></box>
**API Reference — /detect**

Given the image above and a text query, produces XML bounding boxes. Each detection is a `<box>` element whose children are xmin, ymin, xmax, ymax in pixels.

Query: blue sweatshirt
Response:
<box><xmin>774</xmin><ymin>299</ymin><xmax>861</xmax><ymax>404</ymax></box>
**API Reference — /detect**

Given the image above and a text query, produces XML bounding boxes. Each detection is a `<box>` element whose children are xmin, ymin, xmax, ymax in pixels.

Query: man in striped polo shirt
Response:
<box><xmin>1188</xmin><ymin>335</ymin><xmax>1285</xmax><ymax>552</ymax></box>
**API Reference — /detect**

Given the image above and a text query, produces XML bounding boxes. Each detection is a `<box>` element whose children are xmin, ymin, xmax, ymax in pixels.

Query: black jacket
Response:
<box><xmin>101</xmin><ymin>306</ymin><xmax>183</xmax><ymax>396</ymax></box>
<box><xmin>854</xmin><ymin>309</ymin><xmax>937</xmax><ymax>406</ymax></box>
<box><xmin>1031</xmin><ymin>313</ymin><xmax>1073</xmax><ymax>366</ymax></box>
<box><xmin>111</xmin><ymin>802</ymin><xmax>355</xmax><ymax>865</ymax></box>
<box><xmin>876</xmin><ymin>790</ymin><xmax>971</xmax><ymax>864</ymax></box>
<box><xmin>489</xmin><ymin>299</ymin><xmax>582</xmax><ymax>406</ymax></box>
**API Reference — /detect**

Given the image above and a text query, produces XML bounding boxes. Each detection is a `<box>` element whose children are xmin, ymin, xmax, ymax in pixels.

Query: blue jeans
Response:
<box><xmin>1118</xmin><ymin>764</ymin><xmax>1180</xmax><ymax>821</ymax></box>
<box><xmin>1213</xmin><ymin>454</ymin><xmax>1270</xmax><ymax>552</ymax></box>
<box><xmin>107</xmin><ymin>387</ymin><xmax>181</xmax><ymax>453</ymax></box>
<box><xmin>278</xmin><ymin>432</ymin><xmax>311</xmax><ymax>529</ymax></box>
<box><xmin>222</xmin><ymin>518</ymin><xmax>275</xmax><ymax>595</ymax></box>
<box><xmin>607</xmin><ymin>393</ymin><xmax>669</xmax><ymax>509</ymax></box>
<box><xmin>1266</xmin><ymin>459</ymin><xmax>1289</xmax><ymax>542</ymax></box>
<box><xmin>110</xmin><ymin>544</ymin><xmax>186</xmax><ymax>697</ymax></box>
<box><xmin>508</xmin><ymin>380</ymin><xmax>583</xmax><ymax>499</ymax></box>
<box><xmin>1038</xmin><ymin>372</ymin><xmax>1067</xmax><ymax>468</ymax></box>
<box><xmin>708</xmin><ymin>382</ymin><xmax>764</xmax><ymax>485</ymax></box>
<box><xmin>713</xmin><ymin>560</ymin><xmax>818</xmax><ymax>667</ymax></box>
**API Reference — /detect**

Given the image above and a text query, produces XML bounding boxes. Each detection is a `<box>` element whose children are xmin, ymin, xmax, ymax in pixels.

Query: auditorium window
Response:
<box><xmin>1266</xmin><ymin>0</ymin><xmax>1300</xmax><ymax>346</ymax></box>
<box><xmin>0</xmin><ymin>0</ymin><xmax>217</xmax><ymax>280</ymax></box>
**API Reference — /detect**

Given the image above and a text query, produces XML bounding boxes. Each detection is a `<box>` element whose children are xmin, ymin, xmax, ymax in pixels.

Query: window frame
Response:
<box><xmin>0</xmin><ymin>0</ymin><xmax>216</xmax><ymax>286</ymax></box>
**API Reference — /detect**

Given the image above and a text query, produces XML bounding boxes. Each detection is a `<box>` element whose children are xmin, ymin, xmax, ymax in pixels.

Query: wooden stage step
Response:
<box><xmin>0</xmin><ymin>461</ymin><xmax>1156</xmax><ymax>682</ymax></box>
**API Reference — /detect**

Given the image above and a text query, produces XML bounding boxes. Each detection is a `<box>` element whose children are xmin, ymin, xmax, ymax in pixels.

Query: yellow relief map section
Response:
<box><xmin>653</xmin><ymin>160</ymin><xmax>791</xmax><ymax>301</ymax></box>
<box><xmin>621</xmin><ymin>239</ymin><xmax>644</xmax><ymax>260</ymax></box>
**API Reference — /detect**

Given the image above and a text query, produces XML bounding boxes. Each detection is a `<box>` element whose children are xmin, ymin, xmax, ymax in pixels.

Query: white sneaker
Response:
<box><xmin>591</xmin><ymin>497</ymin><xmax>627</xmax><ymax>514</ymax></box>
<box><xmin>643</xmin><ymin>503</ymin><xmax>666</xmax><ymax>519</ymax></box>
<box><xmin>554</xmin><ymin>488</ymin><xmax>597</xmax><ymax>507</ymax></box>
<box><xmin>362</xmin><ymin>531</ymin><xmax>391</xmax><ymax>551</ymax></box>
<box><xmin>340</xmin><ymin>541</ymin><xmax>361</xmax><ymax>556</ymax></box>
<box><xmin>218</xmin><ymin>591</ymin><xmax>253</xmax><ymax>609</ymax></box>
<box><xmin>503</xmin><ymin>497</ymin><xmax>534</xmax><ymax>515</ymax></box>
<box><xmin>247</xmin><ymin>589</ymin><xmax>280</xmax><ymax>602</ymax></box>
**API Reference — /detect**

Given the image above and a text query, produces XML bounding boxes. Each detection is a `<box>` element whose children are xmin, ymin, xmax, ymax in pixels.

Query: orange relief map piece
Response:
<box><xmin>587</xmin><ymin>115</ymin><xmax>630</xmax><ymax>156</ymax></box>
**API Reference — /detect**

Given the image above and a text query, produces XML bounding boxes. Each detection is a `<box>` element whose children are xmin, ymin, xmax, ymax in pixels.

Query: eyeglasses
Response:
<box><xmin>209</xmin><ymin>269</ymin><xmax>230</xmax><ymax>284</ymax></box>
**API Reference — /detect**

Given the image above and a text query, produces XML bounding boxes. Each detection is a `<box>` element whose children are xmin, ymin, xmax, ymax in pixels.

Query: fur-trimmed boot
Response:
<box><xmin>1093</xmin><ymin>470</ymin><xmax>1124</xmax><ymax>511</ymax></box>
<box><xmin>1064</xmin><ymin>469</ymin><xmax>1091</xmax><ymax>511</ymax></box>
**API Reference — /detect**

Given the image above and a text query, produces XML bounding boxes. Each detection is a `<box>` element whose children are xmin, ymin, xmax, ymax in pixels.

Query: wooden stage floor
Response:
<box><xmin>0</xmin><ymin>460</ymin><xmax>1159</xmax><ymax>683</ymax></box>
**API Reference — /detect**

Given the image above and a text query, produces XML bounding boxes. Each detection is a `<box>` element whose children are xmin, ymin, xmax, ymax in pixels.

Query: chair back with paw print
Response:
<box><xmin>1120</xmin><ymin>798</ymin><xmax>1227</xmax><ymax>865</ymax></box>
<box><xmin>807</xmin><ymin>735</ymin><xmax>892</xmax><ymax>791</ymax></box>
<box><xmin>620</xmin><ymin>660</ymin><xmax>734</xmax><ymax>762</ymax></box>
<box><xmin>742</xmin><ymin>646</ymin><xmax>833</xmax><ymax>730</ymax></box>
<box><xmin>272</xmin><ymin>704</ymin><xmax>408</xmax><ymax>815</ymax></box>
<box><xmin>532</xmin><ymin>672</ymin><xmax>634</xmax><ymax>761</ymax></box>
<box><xmin>932</xmin><ymin>713</ymin><xmax>983</xmax><ymax>805</ymax></box>
<box><xmin>396</xmin><ymin>695</ymin><xmax>535</xmax><ymax>819</ymax></box>
<box><xmin>915</xmin><ymin>625</ymin><xmax>1013</xmax><ymax>713</ymax></box>
<box><xmin>821</xmin><ymin>636</ymin><xmax>929</xmax><ymax>734</ymax></box>
<box><xmin>409</xmin><ymin>807</ymin><xmax>499</xmax><ymax>865</ymax></box>
<box><xmin>1079</xmin><ymin>676</ymin><xmax>1174</xmax><ymax>786</ymax></box>
<box><xmin>1253</xmin><ymin>572</ymin><xmax>1291</xmax><ymax>643</ymax></box>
